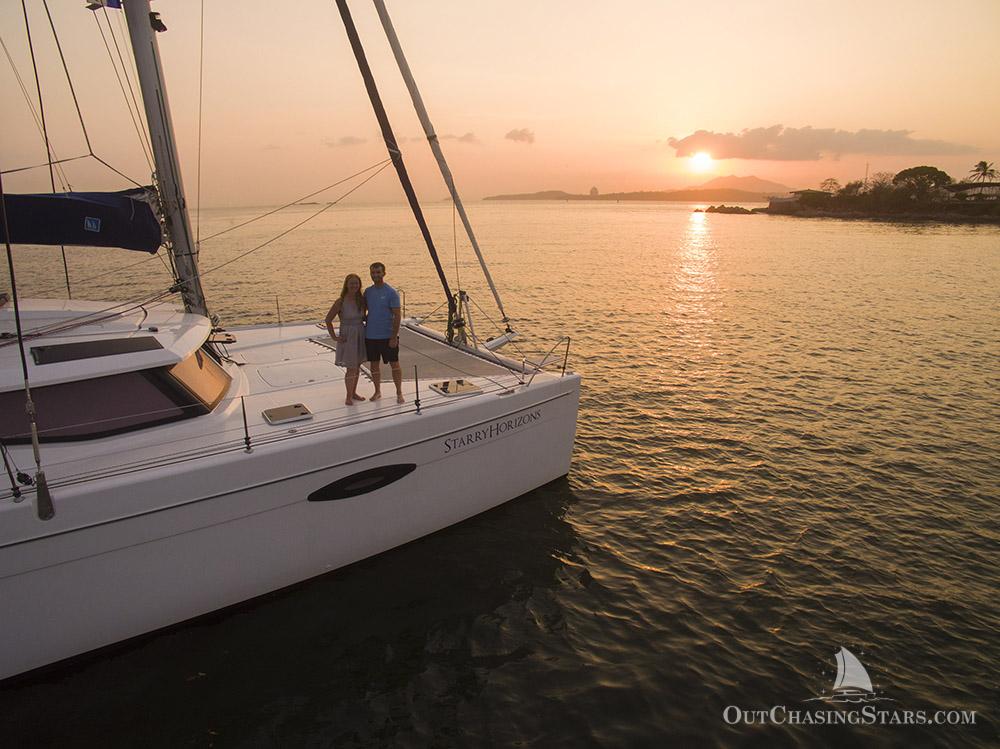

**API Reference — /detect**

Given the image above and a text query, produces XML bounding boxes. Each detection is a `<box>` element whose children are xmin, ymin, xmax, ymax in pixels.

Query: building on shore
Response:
<box><xmin>944</xmin><ymin>182</ymin><xmax>1000</xmax><ymax>200</ymax></box>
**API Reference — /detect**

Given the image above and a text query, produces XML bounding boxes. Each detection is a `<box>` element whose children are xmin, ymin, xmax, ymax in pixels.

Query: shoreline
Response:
<box><xmin>755</xmin><ymin>207</ymin><xmax>1000</xmax><ymax>225</ymax></box>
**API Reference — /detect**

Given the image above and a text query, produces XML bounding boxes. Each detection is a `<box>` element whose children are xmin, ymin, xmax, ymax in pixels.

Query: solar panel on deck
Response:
<box><xmin>31</xmin><ymin>336</ymin><xmax>164</xmax><ymax>365</ymax></box>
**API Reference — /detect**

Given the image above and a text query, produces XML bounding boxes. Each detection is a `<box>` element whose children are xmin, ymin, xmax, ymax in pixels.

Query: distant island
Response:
<box><xmin>484</xmin><ymin>188</ymin><xmax>775</xmax><ymax>202</ymax></box>
<box><xmin>482</xmin><ymin>166</ymin><xmax>1000</xmax><ymax>224</ymax></box>
<box><xmin>483</xmin><ymin>175</ymin><xmax>793</xmax><ymax>203</ymax></box>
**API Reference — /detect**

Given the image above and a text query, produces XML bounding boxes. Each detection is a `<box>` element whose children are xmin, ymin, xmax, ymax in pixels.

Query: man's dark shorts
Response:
<box><xmin>365</xmin><ymin>338</ymin><xmax>399</xmax><ymax>364</ymax></box>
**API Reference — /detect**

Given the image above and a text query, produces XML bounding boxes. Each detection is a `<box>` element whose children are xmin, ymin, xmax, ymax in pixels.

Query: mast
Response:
<box><xmin>122</xmin><ymin>0</ymin><xmax>210</xmax><ymax>319</ymax></box>
<box><xmin>335</xmin><ymin>0</ymin><xmax>457</xmax><ymax>340</ymax></box>
<box><xmin>373</xmin><ymin>0</ymin><xmax>510</xmax><ymax>326</ymax></box>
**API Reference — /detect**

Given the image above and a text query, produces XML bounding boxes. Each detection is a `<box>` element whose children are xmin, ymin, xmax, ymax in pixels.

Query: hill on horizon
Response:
<box><xmin>483</xmin><ymin>175</ymin><xmax>797</xmax><ymax>202</ymax></box>
<box><xmin>483</xmin><ymin>188</ymin><xmax>774</xmax><ymax>202</ymax></box>
<box><xmin>692</xmin><ymin>175</ymin><xmax>794</xmax><ymax>194</ymax></box>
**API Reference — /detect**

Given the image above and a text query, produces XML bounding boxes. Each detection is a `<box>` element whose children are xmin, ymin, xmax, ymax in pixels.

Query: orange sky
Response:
<box><xmin>2</xmin><ymin>0</ymin><xmax>998</xmax><ymax>205</ymax></box>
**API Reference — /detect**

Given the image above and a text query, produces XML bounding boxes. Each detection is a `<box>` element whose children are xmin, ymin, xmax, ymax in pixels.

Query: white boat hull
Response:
<box><xmin>0</xmin><ymin>375</ymin><xmax>579</xmax><ymax>681</ymax></box>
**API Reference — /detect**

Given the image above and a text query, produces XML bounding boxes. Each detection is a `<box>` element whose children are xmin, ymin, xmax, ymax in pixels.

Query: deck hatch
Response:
<box><xmin>31</xmin><ymin>336</ymin><xmax>163</xmax><ymax>365</ymax></box>
<box><xmin>430</xmin><ymin>379</ymin><xmax>481</xmax><ymax>397</ymax></box>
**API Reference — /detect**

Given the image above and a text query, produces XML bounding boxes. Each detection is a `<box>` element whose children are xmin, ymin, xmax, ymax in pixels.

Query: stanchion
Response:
<box><xmin>241</xmin><ymin>396</ymin><xmax>253</xmax><ymax>452</ymax></box>
<box><xmin>414</xmin><ymin>365</ymin><xmax>421</xmax><ymax>415</ymax></box>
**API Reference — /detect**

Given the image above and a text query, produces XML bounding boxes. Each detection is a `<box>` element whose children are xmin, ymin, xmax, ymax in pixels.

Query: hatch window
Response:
<box><xmin>30</xmin><ymin>336</ymin><xmax>163</xmax><ymax>365</ymax></box>
<box><xmin>166</xmin><ymin>348</ymin><xmax>230</xmax><ymax>410</ymax></box>
<box><xmin>0</xmin><ymin>347</ymin><xmax>231</xmax><ymax>443</ymax></box>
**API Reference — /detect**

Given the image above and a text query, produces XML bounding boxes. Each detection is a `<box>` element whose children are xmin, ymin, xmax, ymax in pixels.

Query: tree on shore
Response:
<box><xmin>866</xmin><ymin>172</ymin><xmax>896</xmax><ymax>196</ymax></box>
<box><xmin>892</xmin><ymin>166</ymin><xmax>952</xmax><ymax>200</ymax></box>
<box><xmin>838</xmin><ymin>180</ymin><xmax>864</xmax><ymax>197</ymax></box>
<box><xmin>782</xmin><ymin>163</ymin><xmax>998</xmax><ymax>218</ymax></box>
<box><xmin>968</xmin><ymin>161</ymin><xmax>997</xmax><ymax>183</ymax></box>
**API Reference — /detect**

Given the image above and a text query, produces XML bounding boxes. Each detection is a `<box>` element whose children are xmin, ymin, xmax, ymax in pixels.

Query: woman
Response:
<box><xmin>325</xmin><ymin>273</ymin><xmax>368</xmax><ymax>405</ymax></box>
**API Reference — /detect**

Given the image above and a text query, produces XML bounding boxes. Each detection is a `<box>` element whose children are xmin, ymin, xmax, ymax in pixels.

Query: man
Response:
<box><xmin>363</xmin><ymin>261</ymin><xmax>404</xmax><ymax>404</ymax></box>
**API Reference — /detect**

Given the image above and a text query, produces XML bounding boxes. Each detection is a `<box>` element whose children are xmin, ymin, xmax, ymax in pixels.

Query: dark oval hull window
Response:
<box><xmin>308</xmin><ymin>464</ymin><xmax>417</xmax><ymax>502</ymax></box>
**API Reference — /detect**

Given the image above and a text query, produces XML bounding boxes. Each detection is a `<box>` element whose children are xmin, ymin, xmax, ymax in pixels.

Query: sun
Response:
<box><xmin>689</xmin><ymin>151</ymin><xmax>714</xmax><ymax>172</ymax></box>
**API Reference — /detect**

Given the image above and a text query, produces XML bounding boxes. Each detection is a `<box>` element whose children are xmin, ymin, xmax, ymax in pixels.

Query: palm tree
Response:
<box><xmin>968</xmin><ymin>160</ymin><xmax>997</xmax><ymax>183</ymax></box>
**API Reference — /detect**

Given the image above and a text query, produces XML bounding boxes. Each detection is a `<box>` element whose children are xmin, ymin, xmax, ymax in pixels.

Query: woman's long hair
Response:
<box><xmin>339</xmin><ymin>273</ymin><xmax>366</xmax><ymax>312</ymax></box>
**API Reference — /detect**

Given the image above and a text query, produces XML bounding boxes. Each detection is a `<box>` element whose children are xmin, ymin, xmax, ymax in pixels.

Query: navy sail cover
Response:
<box><xmin>0</xmin><ymin>188</ymin><xmax>162</xmax><ymax>253</ymax></box>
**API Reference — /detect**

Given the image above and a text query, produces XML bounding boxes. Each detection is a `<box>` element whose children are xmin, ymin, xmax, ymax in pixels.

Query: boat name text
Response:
<box><xmin>444</xmin><ymin>409</ymin><xmax>542</xmax><ymax>454</ymax></box>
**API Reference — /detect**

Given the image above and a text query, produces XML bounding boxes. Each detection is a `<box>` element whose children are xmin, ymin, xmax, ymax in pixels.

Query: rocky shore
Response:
<box><xmin>692</xmin><ymin>204</ymin><xmax>1000</xmax><ymax>224</ymax></box>
<box><xmin>756</xmin><ymin>207</ymin><xmax>1000</xmax><ymax>224</ymax></box>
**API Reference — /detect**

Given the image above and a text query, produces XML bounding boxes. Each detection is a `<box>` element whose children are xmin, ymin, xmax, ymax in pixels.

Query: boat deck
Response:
<box><xmin>316</xmin><ymin>325</ymin><xmax>521</xmax><ymax>380</ymax></box>
<box><xmin>1</xmin><ymin>314</ymin><xmax>561</xmax><ymax>496</ymax></box>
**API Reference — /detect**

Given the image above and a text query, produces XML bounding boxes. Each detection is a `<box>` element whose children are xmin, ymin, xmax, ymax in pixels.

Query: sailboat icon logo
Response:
<box><xmin>809</xmin><ymin>647</ymin><xmax>890</xmax><ymax>703</ymax></box>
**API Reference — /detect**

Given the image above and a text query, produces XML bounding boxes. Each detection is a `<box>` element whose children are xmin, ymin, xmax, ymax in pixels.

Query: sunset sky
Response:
<box><xmin>2</xmin><ymin>0</ymin><xmax>998</xmax><ymax>205</ymax></box>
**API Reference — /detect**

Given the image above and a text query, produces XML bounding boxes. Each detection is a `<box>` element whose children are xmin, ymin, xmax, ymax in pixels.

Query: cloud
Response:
<box><xmin>505</xmin><ymin>128</ymin><xmax>535</xmax><ymax>144</ymax></box>
<box><xmin>667</xmin><ymin>125</ymin><xmax>976</xmax><ymax>161</ymax></box>
<box><xmin>323</xmin><ymin>135</ymin><xmax>367</xmax><ymax>148</ymax></box>
<box><xmin>441</xmin><ymin>132</ymin><xmax>480</xmax><ymax>144</ymax></box>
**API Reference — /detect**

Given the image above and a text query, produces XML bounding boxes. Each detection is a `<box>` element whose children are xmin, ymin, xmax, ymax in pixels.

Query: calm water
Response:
<box><xmin>2</xmin><ymin>202</ymin><xmax>998</xmax><ymax>747</ymax></box>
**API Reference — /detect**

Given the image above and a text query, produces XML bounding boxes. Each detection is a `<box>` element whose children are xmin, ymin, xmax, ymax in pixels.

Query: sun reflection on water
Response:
<box><xmin>672</xmin><ymin>211</ymin><xmax>720</xmax><ymax>355</ymax></box>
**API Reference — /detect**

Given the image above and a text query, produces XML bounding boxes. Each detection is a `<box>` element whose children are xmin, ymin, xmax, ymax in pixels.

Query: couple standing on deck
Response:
<box><xmin>325</xmin><ymin>262</ymin><xmax>405</xmax><ymax>406</ymax></box>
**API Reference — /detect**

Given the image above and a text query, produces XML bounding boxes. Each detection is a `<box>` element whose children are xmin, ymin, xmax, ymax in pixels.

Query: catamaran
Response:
<box><xmin>0</xmin><ymin>0</ymin><xmax>579</xmax><ymax>681</ymax></box>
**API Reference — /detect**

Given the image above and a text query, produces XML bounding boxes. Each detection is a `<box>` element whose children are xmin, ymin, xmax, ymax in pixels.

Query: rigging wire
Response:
<box><xmin>411</xmin><ymin>296</ymin><xmax>449</xmax><ymax>322</ymax></box>
<box><xmin>196</xmin><ymin>159</ymin><xmax>390</xmax><ymax>244</ymax></box>
<box><xmin>0</xmin><ymin>155</ymin><xmax>78</xmax><ymax>180</ymax></box>
<box><xmin>0</xmin><ymin>33</ymin><xmax>142</xmax><ymax>189</ymax></box>
<box><xmin>0</xmin><ymin>288</ymin><xmax>176</xmax><ymax>347</ymax></box>
<box><xmin>41</xmin><ymin>1</ymin><xmax>92</xmax><ymax>158</ymax></box>
<box><xmin>194</xmin><ymin>162</ymin><xmax>391</xmax><ymax>281</ymax></box>
<box><xmin>195</xmin><ymin>0</ymin><xmax>205</xmax><ymax>246</ymax></box>
<box><xmin>92</xmin><ymin>10</ymin><xmax>154</xmax><ymax>172</ymax></box>
<box><xmin>466</xmin><ymin>289</ymin><xmax>560</xmax><ymax>372</ymax></box>
<box><xmin>29</xmin><ymin>250</ymin><xmax>170</xmax><ymax>299</ymax></box>
<box><xmin>155</xmin><ymin>250</ymin><xmax>174</xmax><ymax>277</ymax></box>
<box><xmin>468</xmin><ymin>292</ymin><xmax>531</xmax><ymax>363</ymax></box>
<box><xmin>20</xmin><ymin>0</ymin><xmax>71</xmax><ymax>299</ymax></box>
<box><xmin>452</xmin><ymin>200</ymin><xmax>461</xmax><ymax>290</ymax></box>
<box><xmin>43</xmin><ymin>4</ymin><xmax>142</xmax><ymax>185</ymax></box>
<box><xmin>0</xmin><ymin>167</ymin><xmax>55</xmax><ymax>519</ymax></box>
<box><xmin>0</xmin><ymin>155</ymin><xmax>143</xmax><ymax>189</ymax></box>
<box><xmin>0</xmin><ymin>34</ymin><xmax>71</xmax><ymax>190</ymax></box>
<box><xmin>2</xmin><ymin>163</ymin><xmax>394</xmax><ymax>346</ymax></box>
<box><xmin>1</xmin><ymin>25</ymin><xmax>143</xmax><ymax>187</ymax></box>
<box><xmin>105</xmin><ymin>5</ymin><xmax>155</xmax><ymax>168</ymax></box>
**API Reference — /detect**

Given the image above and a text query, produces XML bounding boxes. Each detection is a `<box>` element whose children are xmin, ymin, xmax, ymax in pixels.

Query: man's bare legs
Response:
<box><xmin>390</xmin><ymin>361</ymin><xmax>404</xmax><ymax>403</ymax></box>
<box><xmin>368</xmin><ymin>361</ymin><xmax>403</xmax><ymax>402</ymax></box>
<box><xmin>369</xmin><ymin>361</ymin><xmax>382</xmax><ymax>401</ymax></box>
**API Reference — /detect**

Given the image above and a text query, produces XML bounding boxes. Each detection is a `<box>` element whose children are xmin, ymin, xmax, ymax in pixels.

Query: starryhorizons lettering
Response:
<box><xmin>443</xmin><ymin>409</ymin><xmax>542</xmax><ymax>454</ymax></box>
<box><xmin>723</xmin><ymin>705</ymin><xmax>977</xmax><ymax>727</ymax></box>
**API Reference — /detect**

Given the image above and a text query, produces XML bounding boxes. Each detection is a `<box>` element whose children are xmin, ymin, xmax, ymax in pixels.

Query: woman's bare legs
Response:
<box><xmin>345</xmin><ymin>367</ymin><xmax>363</xmax><ymax>405</ymax></box>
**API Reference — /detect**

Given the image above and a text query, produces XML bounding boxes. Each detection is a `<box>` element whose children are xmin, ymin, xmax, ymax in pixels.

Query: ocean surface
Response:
<box><xmin>2</xmin><ymin>201</ymin><xmax>998</xmax><ymax>747</ymax></box>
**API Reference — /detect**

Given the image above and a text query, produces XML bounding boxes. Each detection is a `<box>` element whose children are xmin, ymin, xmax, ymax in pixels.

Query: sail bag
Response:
<box><xmin>0</xmin><ymin>188</ymin><xmax>162</xmax><ymax>253</ymax></box>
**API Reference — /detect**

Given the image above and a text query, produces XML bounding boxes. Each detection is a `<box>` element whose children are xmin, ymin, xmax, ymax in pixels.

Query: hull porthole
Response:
<box><xmin>308</xmin><ymin>464</ymin><xmax>417</xmax><ymax>502</ymax></box>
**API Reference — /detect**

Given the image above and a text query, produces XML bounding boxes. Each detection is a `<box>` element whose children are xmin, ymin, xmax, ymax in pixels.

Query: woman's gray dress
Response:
<box><xmin>334</xmin><ymin>297</ymin><xmax>366</xmax><ymax>368</ymax></box>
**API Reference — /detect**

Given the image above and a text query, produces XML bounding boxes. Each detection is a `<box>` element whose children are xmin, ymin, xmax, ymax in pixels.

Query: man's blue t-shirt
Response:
<box><xmin>364</xmin><ymin>283</ymin><xmax>400</xmax><ymax>339</ymax></box>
